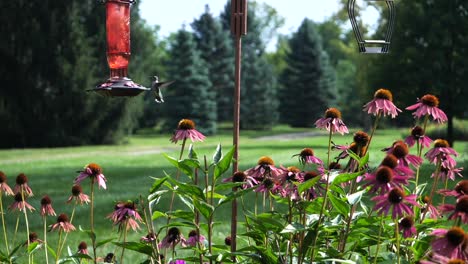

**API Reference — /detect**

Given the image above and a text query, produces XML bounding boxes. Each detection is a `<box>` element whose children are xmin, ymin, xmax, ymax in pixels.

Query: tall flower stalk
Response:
<box><xmin>0</xmin><ymin>171</ymin><xmax>13</xmax><ymax>257</ymax></box>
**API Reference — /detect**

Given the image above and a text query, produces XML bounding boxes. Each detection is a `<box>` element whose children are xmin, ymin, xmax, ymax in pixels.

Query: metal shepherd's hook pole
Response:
<box><xmin>230</xmin><ymin>0</ymin><xmax>247</xmax><ymax>262</ymax></box>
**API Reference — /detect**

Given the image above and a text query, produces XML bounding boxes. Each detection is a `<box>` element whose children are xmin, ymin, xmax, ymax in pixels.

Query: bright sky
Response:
<box><xmin>139</xmin><ymin>0</ymin><xmax>379</xmax><ymax>50</ymax></box>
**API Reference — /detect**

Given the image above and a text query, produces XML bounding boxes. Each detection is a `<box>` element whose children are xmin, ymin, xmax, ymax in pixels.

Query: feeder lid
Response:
<box><xmin>91</xmin><ymin>78</ymin><xmax>149</xmax><ymax>97</ymax></box>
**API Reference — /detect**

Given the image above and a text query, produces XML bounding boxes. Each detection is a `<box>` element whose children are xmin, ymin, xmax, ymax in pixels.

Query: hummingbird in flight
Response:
<box><xmin>151</xmin><ymin>76</ymin><xmax>174</xmax><ymax>103</ymax></box>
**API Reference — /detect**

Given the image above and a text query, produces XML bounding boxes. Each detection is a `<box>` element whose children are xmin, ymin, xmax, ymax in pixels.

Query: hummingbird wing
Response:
<box><xmin>155</xmin><ymin>80</ymin><xmax>175</xmax><ymax>89</ymax></box>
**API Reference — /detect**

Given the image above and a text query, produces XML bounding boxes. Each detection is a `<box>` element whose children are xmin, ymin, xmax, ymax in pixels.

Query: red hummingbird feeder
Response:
<box><xmin>93</xmin><ymin>0</ymin><xmax>149</xmax><ymax>96</ymax></box>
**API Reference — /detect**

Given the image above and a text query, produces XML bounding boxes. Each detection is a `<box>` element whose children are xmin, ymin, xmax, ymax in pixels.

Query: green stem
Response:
<box><xmin>0</xmin><ymin>193</ymin><xmax>10</xmax><ymax>257</ymax></box>
<box><xmin>12</xmin><ymin>215</ymin><xmax>19</xmax><ymax>250</ymax></box>
<box><xmin>310</xmin><ymin>128</ymin><xmax>333</xmax><ymax>261</ymax></box>
<box><xmin>120</xmin><ymin>220</ymin><xmax>128</xmax><ymax>264</ymax></box>
<box><xmin>166</xmin><ymin>138</ymin><xmax>187</xmax><ymax>227</ymax></box>
<box><xmin>43</xmin><ymin>216</ymin><xmax>49</xmax><ymax>264</ymax></box>
<box><xmin>55</xmin><ymin>230</ymin><xmax>63</xmax><ymax>263</ymax></box>
<box><xmin>21</xmin><ymin>189</ymin><xmax>30</xmax><ymax>250</ymax></box>
<box><xmin>90</xmin><ymin>180</ymin><xmax>97</xmax><ymax>264</ymax></box>
<box><xmin>373</xmin><ymin>215</ymin><xmax>384</xmax><ymax>264</ymax></box>
<box><xmin>364</xmin><ymin>113</ymin><xmax>381</xmax><ymax>156</ymax></box>
<box><xmin>395</xmin><ymin>218</ymin><xmax>401</xmax><ymax>264</ymax></box>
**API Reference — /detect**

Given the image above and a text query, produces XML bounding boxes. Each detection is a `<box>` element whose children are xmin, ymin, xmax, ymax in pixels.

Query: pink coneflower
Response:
<box><xmin>440</xmin><ymin>180</ymin><xmax>468</xmax><ymax>198</ymax></box>
<box><xmin>439</xmin><ymin>195</ymin><xmax>468</xmax><ymax>224</ymax></box>
<box><xmin>244</xmin><ymin>156</ymin><xmax>284</xmax><ymax>182</ymax></box>
<box><xmin>405</xmin><ymin>126</ymin><xmax>433</xmax><ymax>149</ymax></box>
<box><xmin>372</xmin><ymin>187</ymin><xmax>419</xmax><ymax>219</ymax></box>
<box><xmin>293</xmin><ymin>148</ymin><xmax>323</xmax><ymax>166</ymax></box>
<box><xmin>0</xmin><ymin>171</ymin><xmax>14</xmax><ymax>196</ymax></box>
<box><xmin>67</xmin><ymin>185</ymin><xmax>90</xmax><ymax>205</ymax></box>
<box><xmin>40</xmin><ymin>195</ymin><xmax>56</xmax><ymax>217</ymax></box>
<box><xmin>223</xmin><ymin>171</ymin><xmax>258</xmax><ymax>189</ymax></box>
<box><xmin>77</xmin><ymin>241</ymin><xmax>89</xmax><ymax>255</ymax></box>
<box><xmin>75</xmin><ymin>163</ymin><xmax>107</xmax><ymax>189</ymax></box>
<box><xmin>170</xmin><ymin>119</ymin><xmax>206</xmax><ymax>144</ymax></box>
<box><xmin>107</xmin><ymin>201</ymin><xmax>143</xmax><ymax>232</ymax></box>
<box><xmin>170</xmin><ymin>260</ymin><xmax>186</xmax><ymax>264</ymax></box>
<box><xmin>159</xmin><ymin>227</ymin><xmax>185</xmax><ymax>250</ymax></box>
<box><xmin>406</xmin><ymin>94</ymin><xmax>448</xmax><ymax>123</ymax></box>
<box><xmin>399</xmin><ymin>216</ymin><xmax>417</xmax><ymax>238</ymax></box>
<box><xmin>186</xmin><ymin>230</ymin><xmax>206</xmax><ymax>247</ymax></box>
<box><xmin>14</xmin><ymin>173</ymin><xmax>33</xmax><ymax>196</ymax></box>
<box><xmin>363</xmin><ymin>166</ymin><xmax>409</xmax><ymax>194</ymax></box>
<box><xmin>302</xmin><ymin>171</ymin><xmax>324</xmax><ymax>200</ymax></box>
<box><xmin>50</xmin><ymin>213</ymin><xmax>76</xmax><ymax>233</ymax></box>
<box><xmin>430</xmin><ymin>227</ymin><xmax>468</xmax><ymax>259</ymax></box>
<box><xmin>9</xmin><ymin>193</ymin><xmax>35</xmax><ymax>212</ymax></box>
<box><xmin>389</xmin><ymin>141</ymin><xmax>423</xmax><ymax>168</ymax></box>
<box><xmin>425</xmin><ymin>139</ymin><xmax>459</xmax><ymax>169</ymax></box>
<box><xmin>141</xmin><ymin>232</ymin><xmax>157</xmax><ymax>243</ymax></box>
<box><xmin>315</xmin><ymin>108</ymin><xmax>349</xmax><ymax>135</ymax></box>
<box><xmin>254</xmin><ymin>177</ymin><xmax>276</xmax><ymax>193</ymax></box>
<box><xmin>363</xmin><ymin>88</ymin><xmax>402</xmax><ymax>118</ymax></box>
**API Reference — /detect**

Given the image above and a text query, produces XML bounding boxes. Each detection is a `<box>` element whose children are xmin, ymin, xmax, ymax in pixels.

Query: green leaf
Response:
<box><xmin>212</xmin><ymin>144</ymin><xmax>222</xmax><ymax>165</ymax></box>
<box><xmin>218</xmin><ymin>187</ymin><xmax>254</xmax><ymax>207</ymax></box>
<box><xmin>166</xmin><ymin>177</ymin><xmax>205</xmax><ymax>201</ymax></box>
<box><xmin>149</xmin><ymin>177</ymin><xmax>168</xmax><ymax>194</ymax></box>
<box><xmin>280</xmin><ymin>223</ymin><xmax>306</xmax><ymax>234</ymax></box>
<box><xmin>346</xmin><ymin>189</ymin><xmax>366</xmax><ymax>205</ymax></box>
<box><xmin>298</xmin><ymin>176</ymin><xmax>321</xmax><ymax>194</ymax></box>
<box><xmin>152</xmin><ymin>210</ymin><xmax>167</xmax><ymax>220</ymax></box>
<box><xmin>168</xmin><ymin>210</ymin><xmax>195</xmax><ymax>221</ymax></box>
<box><xmin>188</xmin><ymin>144</ymin><xmax>198</xmax><ymax>160</ymax></box>
<box><xmin>79</xmin><ymin>226</ymin><xmax>96</xmax><ymax>242</ymax></box>
<box><xmin>47</xmin><ymin>244</ymin><xmax>57</xmax><ymax>259</ymax></box>
<box><xmin>27</xmin><ymin>242</ymin><xmax>41</xmax><ymax>254</ymax></box>
<box><xmin>332</xmin><ymin>171</ymin><xmax>364</xmax><ymax>185</ymax></box>
<box><xmin>328</xmin><ymin>192</ymin><xmax>350</xmax><ymax>216</ymax></box>
<box><xmin>214</xmin><ymin>145</ymin><xmax>235</xmax><ymax>181</ymax></box>
<box><xmin>96</xmin><ymin>237</ymin><xmax>116</xmax><ymax>248</ymax></box>
<box><xmin>112</xmin><ymin>242</ymin><xmax>153</xmax><ymax>256</ymax></box>
<box><xmin>359</xmin><ymin>152</ymin><xmax>369</xmax><ymax>169</ymax></box>
<box><xmin>70</xmin><ymin>253</ymin><xmax>93</xmax><ymax>260</ymax></box>
<box><xmin>193</xmin><ymin>199</ymin><xmax>214</xmax><ymax>220</ymax></box>
<box><xmin>323</xmin><ymin>259</ymin><xmax>356</xmax><ymax>264</ymax></box>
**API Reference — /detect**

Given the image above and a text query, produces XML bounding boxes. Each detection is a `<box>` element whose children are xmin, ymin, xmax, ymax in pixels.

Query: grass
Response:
<box><xmin>0</xmin><ymin>126</ymin><xmax>467</xmax><ymax>262</ymax></box>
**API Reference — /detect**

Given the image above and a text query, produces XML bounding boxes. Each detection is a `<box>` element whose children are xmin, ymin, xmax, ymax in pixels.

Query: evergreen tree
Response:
<box><xmin>161</xmin><ymin>28</ymin><xmax>216</xmax><ymax>135</ymax></box>
<box><xmin>0</xmin><ymin>1</ymin><xmax>155</xmax><ymax>147</ymax></box>
<box><xmin>279</xmin><ymin>19</ymin><xmax>335</xmax><ymax>127</ymax></box>
<box><xmin>191</xmin><ymin>5</ymin><xmax>234</xmax><ymax>122</ymax></box>
<box><xmin>220</xmin><ymin>1</ymin><xmax>279</xmax><ymax>129</ymax></box>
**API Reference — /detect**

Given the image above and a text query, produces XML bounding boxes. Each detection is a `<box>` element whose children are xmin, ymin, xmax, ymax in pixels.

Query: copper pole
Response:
<box><xmin>230</xmin><ymin>0</ymin><xmax>247</xmax><ymax>261</ymax></box>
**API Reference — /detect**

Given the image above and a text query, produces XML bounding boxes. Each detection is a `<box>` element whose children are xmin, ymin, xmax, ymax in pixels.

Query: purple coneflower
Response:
<box><xmin>186</xmin><ymin>230</ymin><xmax>206</xmax><ymax>247</ymax></box>
<box><xmin>224</xmin><ymin>236</ymin><xmax>232</xmax><ymax>246</ymax></box>
<box><xmin>14</xmin><ymin>173</ymin><xmax>33</xmax><ymax>196</ymax></box>
<box><xmin>244</xmin><ymin>156</ymin><xmax>284</xmax><ymax>182</ymax></box>
<box><xmin>67</xmin><ymin>185</ymin><xmax>90</xmax><ymax>205</ymax></box>
<box><xmin>314</xmin><ymin>108</ymin><xmax>349</xmax><ymax>135</ymax></box>
<box><xmin>254</xmin><ymin>177</ymin><xmax>276</xmax><ymax>193</ymax></box>
<box><xmin>434</xmin><ymin>166</ymin><xmax>464</xmax><ymax>182</ymax></box>
<box><xmin>50</xmin><ymin>213</ymin><xmax>76</xmax><ymax>233</ymax></box>
<box><xmin>25</xmin><ymin>232</ymin><xmax>43</xmax><ymax>245</ymax></box>
<box><xmin>380</xmin><ymin>154</ymin><xmax>414</xmax><ymax>177</ymax></box>
<box><xmin>293</xmin><ymin>148</ymin><xmax>323</xmax><ymax>166</ymax></box>
<box><xmin>372</xmin><ymin>187</ymin><xmax>419</xmax><ymax>219</ymax></box>
<box><xmin>107</xmin><ymin>201</ymin><xmax>143</xmax><ymax>232</ymax></box>
<box><xmin>40</xmin><ymin>195</ymin><xmax>56</xmax><ymax>217</ymax></box>
<box><xmin>77</xmin><ymin>241</ymin><xmax>89</xmax><ymax>255</ymax></box>
<box><xmin>223</xmin><ymin>171</ymin><xmax>258</xmax><ymax>189</ymax></box>
<box><xmin>430</xmin><ymin>227</ymin><xmax>468</xmax><ymax>260</ymax></box>
<box><xmin>439</xmin><ymin>195</ymin><xmax>468</xmax><ymax>224</ymax></box>
<box><xmin>9</xmin><ymin>193</ymin><xmax>35</xmax><ymax>212</ymax></box>
<box><xmin>425</xmin><ymin>139</ymin><xmax>459</xmax><ymax>169</ymax></box>
<box><xmin>406</xmin><ymin>94</ymin><xmax>448</xmax><ymax>123</ymax></box>
<box><xmin>159</xmin><ymin>227</ymin><xmax>185</xmax><ymax>250</ymax></box>
<box><xmin>141</xmin><ymin>232</ymin><xmax>157</xmax><ymax>243</ymax></box>
<box><xmin>0</xmin><ymin>171</ymin><xmax>14</xmax><ymax>196</ymax></box>
<box><xmin>170</xmin><ymin>260</ymin><xmax>186</xmax><ymax>264</ymax></box>
<box><xmin>302</xmin><ymin>171</ymin><xmax>324</xmax><ymax>200</ymax></box>
<box><xmin>419</xmin><ymin>254</ymin><xmax>466</xmax><ymax>264</ymax></box>
<box><xmin>405</xmin><ymin>126</ymin><xmax>433</xmax><ymax>149</ymax></box>
<box><xmin>389</xmin><ymin>141</ymin><xmax>423</xmax><ymax>168</ymax></box>
<box><xmin>363</xmin><ymin>88</ymin><xmax>401</xmax><ymax>118</ymax></box>
<box><xmin>170</xmin><ymin>119</ymin><xmax>206</xmax><ymax>144</ymax></box>
<box><xmin>75</xmin><ymin>163</ymin><xmax>107</xmax><ymax>189</ymax></box>
<box><xmin>440</xmin><ymin>180</ymin><xmax>468</xmax><ymax>198</ymax></box>
<box><xmin>399</xmin><ymin>216</ymin><xmax>417</xmax><ymax>239</ymax></box>
<box><xmin>421</xmin><ymin>196</ymin><xmax>440</xmax><ymax>219</ymax></box>
<box><xmin>363</xmin><ymin>166</ymin><xmax>409</xmax><ymax>194</ymax></box>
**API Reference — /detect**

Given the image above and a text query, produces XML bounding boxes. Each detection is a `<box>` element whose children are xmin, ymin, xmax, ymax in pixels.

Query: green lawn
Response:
<box><xmin>0</xmin><ymin>126</ymin><xmax>466</xmax><ymax>262</ymax></box>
